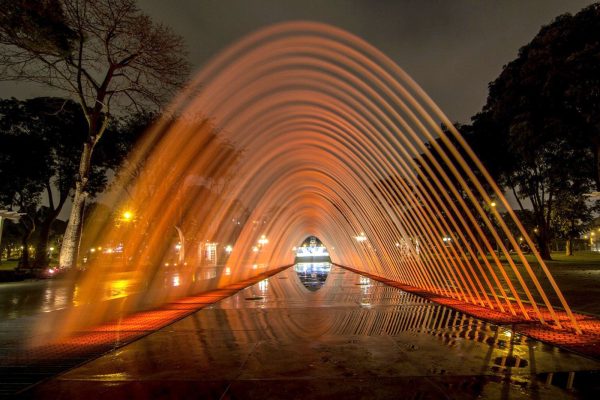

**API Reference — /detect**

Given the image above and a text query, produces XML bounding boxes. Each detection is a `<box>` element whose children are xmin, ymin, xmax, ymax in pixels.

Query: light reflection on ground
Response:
<box><xmin>22</xmin><ymin>264</ymin><xmax>599</xmax><ymax>399</ymax></box>
<box><xmin>294</xmin><ymin>262</ymin><xmax>331</xmax><ymax>291</ymax></box>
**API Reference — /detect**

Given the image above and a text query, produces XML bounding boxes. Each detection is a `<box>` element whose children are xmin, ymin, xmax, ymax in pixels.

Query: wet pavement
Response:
<box><xmin>0</xmin><ymin>279</ymin><xmax>78</xmax><ymax>320</ymax></box>
<box><xmin>20</xmin><ymin>263</ymin><xmax>600</xmax><ymax>399</ymax></box>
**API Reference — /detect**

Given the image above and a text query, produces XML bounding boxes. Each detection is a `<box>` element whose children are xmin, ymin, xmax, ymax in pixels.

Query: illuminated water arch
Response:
<box><xmin>75</xmin><ymin>21</ymin><xmax>578</xmax><ymax>333</ymax></box>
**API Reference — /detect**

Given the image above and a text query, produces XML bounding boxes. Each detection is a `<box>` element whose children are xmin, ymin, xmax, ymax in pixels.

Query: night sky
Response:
<box><xmin>1</xmin><ymin>0</ymin><xmax>594</xmax><ymax>123</ymax></box>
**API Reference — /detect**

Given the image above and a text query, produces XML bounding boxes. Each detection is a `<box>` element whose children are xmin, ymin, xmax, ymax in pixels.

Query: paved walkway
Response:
<box><xmin>21</xmin><ymin>265</ymin><xmax>600</xmax><ymax>399</ymax></box>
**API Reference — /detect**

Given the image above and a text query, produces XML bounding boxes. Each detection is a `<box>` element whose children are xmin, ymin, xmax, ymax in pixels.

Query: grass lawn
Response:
<box><xmin>488</xmin><ymin>250</ymin><xmax>600</xmax><ymax>267</ymax></box>
<box><xmin>543</xmin><ymin>251</ymin><xmax>600</xmax><ymax>267</ymax></box>
<box><xmin>473</xmin><ymin>251</ymin><xmax>600</xmax><ymax>316</ymax></box>
<box><xmin>0</xmin><ymin>259</ymin><xmax>18</xmax><ymax>271</ymax></box>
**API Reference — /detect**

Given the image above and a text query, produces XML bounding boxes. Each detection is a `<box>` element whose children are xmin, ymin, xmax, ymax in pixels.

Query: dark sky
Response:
<box><xmin>0</xmin><ymin>0</ymin><xmax>594</xmax><ymax>122</ymax></box>
<box><xmin>138</xmin><ymin>0</ymin><xmax>595</xmax><ymax>122</ymax></box>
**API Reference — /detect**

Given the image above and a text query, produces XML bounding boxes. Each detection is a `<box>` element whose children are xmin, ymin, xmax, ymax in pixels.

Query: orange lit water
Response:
<box><xmin>40</xmin><ymin>21</ymin><xmax>580</xmax><ymax>341</ymax></box>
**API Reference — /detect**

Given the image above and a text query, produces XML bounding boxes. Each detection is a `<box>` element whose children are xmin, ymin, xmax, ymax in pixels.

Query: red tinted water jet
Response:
<box><xmin>42</xmin><ymin>21</ymin><xmax>580</xmax><ymax>340</ymax></box>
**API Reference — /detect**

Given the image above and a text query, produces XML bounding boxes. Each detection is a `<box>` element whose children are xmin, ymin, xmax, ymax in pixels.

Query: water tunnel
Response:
<box><xmin>3</xmin><ymin>20</ymin><xmax>600</xmax><ymax>399</ymax></box>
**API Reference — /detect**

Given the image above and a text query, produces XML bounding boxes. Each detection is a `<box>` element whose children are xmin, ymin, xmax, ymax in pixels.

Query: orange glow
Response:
<box><xmin>122</xmin><ymin>210</ymin><xmax>133</xmax><ymax>221</ymax></box>
<box><xmin>40</xmin><ymin>21</ymin><xmax>581</xmax><ymax>341</ymax></box>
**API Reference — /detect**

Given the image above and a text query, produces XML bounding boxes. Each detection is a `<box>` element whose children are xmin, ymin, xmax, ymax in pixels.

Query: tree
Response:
<box><xmin>0</xmin><ymin>0</ymin><xmax>190</xmax><ymax>268</ymax></box>
<box><xmin>0</xmin><ymin>219</ymin><xmax>21</xmax><ymax>261</ymax></box>
<box><xmin>0</xmin><ymin>114</ymin><xmax>48</xmax><ymax>268</ymax></box>
<box><xmin>552</xmin><ymin>189</ymin><xmax>599</xmax><ymax>256</ymax></box>
<box><xmin>0</xmin><ymin>97</ymin><xmax>145</xmax><ymax>268</ymax></box>
<box><xmin>467</xmin><ymin>4</ymin><xmax>600</xmax><ymax>260</ymax></box>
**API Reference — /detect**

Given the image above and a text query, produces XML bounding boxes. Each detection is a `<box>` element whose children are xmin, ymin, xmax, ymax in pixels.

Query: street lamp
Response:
<box><xmin>119</xmin><ymin>210</ymin><xmax>134</xmax><ymax>267</ymax></box>
<box><xmin>121</xmin><ymin>210</ymin><xmax>134</xmax><ymax>222</ymax></box>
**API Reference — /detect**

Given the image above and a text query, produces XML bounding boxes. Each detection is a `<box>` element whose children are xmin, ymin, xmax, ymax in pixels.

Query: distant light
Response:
<box><xmin>355</xmin><ymin>232</ymin><xmax>367</xmax><ymax>242</ymax></box>
<box><xmin>258</xmin><ymin>235</ymin><xmax>269</xmax><ymax>245</ymax></box>
<box><xmin>90</xmin><ymin>248</ymin><xmax>96</xmax><ymax>253</ymax></box>
<box><xmin>252</xmin><ymin>246</ymin><xmax>259</xmax><ymax>253</ymax></box>
<box><xmin>490</xmin><ymin>201</ymin><xmax>496</xmax><ymax>207</ymax></box>
<box><xmin>49</xmin><ymin>247</ymin><xmax>55</xmax><ymax>251</ymax></box>
<box><xmin>175</xmin><ymin>243</ymin><xmax>182</xmax><ymax>250</ymax></box>
<box><xmin>225</xmin><ymin>245</ymin><xmax>233</xmax><ymax>253</ymax></box>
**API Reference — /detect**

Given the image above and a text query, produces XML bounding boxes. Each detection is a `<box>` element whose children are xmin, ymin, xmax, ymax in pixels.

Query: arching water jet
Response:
<box><xmin>38</xmin><ymin>21</ymin><xmax>581</xmax><ymax>342</ymax></box>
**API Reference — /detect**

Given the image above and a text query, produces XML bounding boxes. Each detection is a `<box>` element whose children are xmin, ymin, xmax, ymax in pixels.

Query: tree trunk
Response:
<box><xmin>175</xmin><ymin>226</ymin><xmax>185</xmax><ymax>264</ymax></box>
<box><xmin>594</xmin><ymin>143</ymin><xmax>600</xmax><ymax>191</ymax></box>
<box><xmin>18</xmin><ymin>226</ymin><xmax>34</xmax><ymax>270</ymax></box>
<box><xmin>536</xmin><ymin>233</ymin><xmax>552</xmax><ymax>260</ymax></box>
<box><xmin>59</xmin><ymin>141</ymin><xmax>93</xmax><ymax>269</ymax></box>
<box><xmin>19</xmin><ymin>239</ymin><xmax>30</xmax><ymax>269</ymax></box>
<box><xmin>565</xmin><ymin>238</ymin><xmax>573</xmax><ymax>256</ymax></box>
<box><xmin>33</xmin><ymin>218</ymin><xmax>54</xmax><ymax>268</ymax></box>
<box><xmin>33</xmin><ymin>185</ymin><xmax>68</xmax><ymax>269</ymax></box>
<box><xmin>59</xmin><ymin>183</ymin><xmax>87</xmax><ymax>268</ymax></box>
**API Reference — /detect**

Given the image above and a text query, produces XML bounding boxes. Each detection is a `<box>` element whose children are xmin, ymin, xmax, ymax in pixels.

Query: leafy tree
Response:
<box><xmin>0</xmin><ymin>114</ymin><xmax>48</xmax><ymax>268</ymax></box>
<box><xmin>0</xmin><ymin>0</ymin><xmax>190</xmax><ymax>268</ymax></box>
<box><xmin>467</xmin><ymin>4</ymin><xmax>600</xmax><ymax>259</ymax></box>
<box><xmin>0</xmin><ymin>219</ymin><xmax>21</xmax><ymax>261</ymax></box>
<box><xmin>0</xmin><ymin>97</ymin><xmax>144</xmax><ymax>268</ymax></box>
<box><xmin>552</xmin><ymin>189</ymin><xmax>599</xmax><ymax>256</ymax></box>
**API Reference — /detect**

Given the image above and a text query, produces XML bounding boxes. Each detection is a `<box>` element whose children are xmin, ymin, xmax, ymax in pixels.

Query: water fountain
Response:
<box><xmin>43</xmin><ymin>21</ymin><xmax>581</xmax><ymax>340</ymax></box>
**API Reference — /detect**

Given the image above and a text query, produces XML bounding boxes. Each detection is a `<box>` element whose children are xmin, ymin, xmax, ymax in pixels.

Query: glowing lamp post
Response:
<box><xmin>122</xmin><ymin>210</ymin><xmax>134</xmax><ymax>222</ymax></box>
<box><xmin>119</xmin><ymin>210</ymin><xmax>134</xmax><ymax>266</ymax></box>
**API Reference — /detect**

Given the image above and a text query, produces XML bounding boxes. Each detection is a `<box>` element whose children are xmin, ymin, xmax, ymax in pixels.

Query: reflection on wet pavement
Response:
<box><xmin>0</xmin><ymin>280</ymin><xmax>77</xmax><ymax>319</ymax></box>
<box><xmin>295</xmin><ymin>262</ymin><xmax>331</xmax><ymax>291</ymax></box>
<box><xmin>26</xmin><ymin>265</ymin><xmax>600</xmax><ymax>399</ymax></box>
